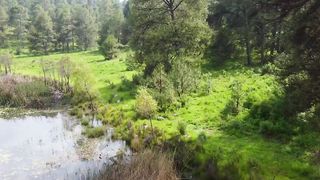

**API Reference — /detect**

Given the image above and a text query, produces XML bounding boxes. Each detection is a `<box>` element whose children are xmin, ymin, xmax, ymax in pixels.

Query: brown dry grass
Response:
<box><xmin>101</xmin><ymin>150</ymin><xmax>178</xmax><ymax>180</ymax></box>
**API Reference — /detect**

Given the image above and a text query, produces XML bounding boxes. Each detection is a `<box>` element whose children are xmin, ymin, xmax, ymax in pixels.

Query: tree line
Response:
<box><xmin>0</xmin><ymin>0</ymin><xmax>129</xmax><ymax>55</ymax></box>
<box><xmin>0</xmin><ymin>0</ymin><xmax>319</xmax><ymax>122</ymax></box>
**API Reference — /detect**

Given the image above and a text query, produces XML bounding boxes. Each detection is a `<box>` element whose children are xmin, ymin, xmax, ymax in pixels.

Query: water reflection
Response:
<box><xmin>0</xmin><ymin>113</ymin><xmax>129</xmax><ymax>180</ymax></box>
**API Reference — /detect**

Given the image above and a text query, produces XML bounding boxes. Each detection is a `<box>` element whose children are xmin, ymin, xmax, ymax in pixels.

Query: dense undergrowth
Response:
<box><xmin>0</xmin><ymin>75</ymin><xmax>68</xmax><ymax>108</ymax></box>
<box><xmin>6</xmin><ymin>49</ymin><xmax>320</xmax><ymax>179</ymax></box>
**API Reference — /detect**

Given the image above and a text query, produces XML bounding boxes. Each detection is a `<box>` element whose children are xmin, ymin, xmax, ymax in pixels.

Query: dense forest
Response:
<box><xmin>0</xmin><ymin>0</ymin><xmax>320</xmax><ymax>179</ymax></box>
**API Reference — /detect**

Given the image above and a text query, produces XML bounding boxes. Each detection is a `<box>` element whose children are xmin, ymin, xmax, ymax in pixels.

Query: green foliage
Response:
<box><xmin>0</xmin><ymin>75</ymin><xmax>52</xmax><ymax>108</ymax></box>
<box><xmin>258</xmin><ymin>120</ymin><xmax>291</xmax><ymax>138</ymax></box>
<box><xmin>135</xmin><ymin>87</ymin><xmax>158</xmax><ymax>119</ymax></box>
<box><xmin>28</xmin><ymin>7</ymin><xmax>54</xmax><ymax>54</ymax></box>
<box><xmin>170</xmin><ymin>60</ymin><xmax>201</xmax><ymax>97</ymax></box>
<box><xmin>97</xmin><ymin>0</ymin><xmax>124</xmax><ymax>46</ymax></box>
<box><xmin>230</xmin><ymin>80</ymin><xmax>243</xmax><ymax>114</ymax></box>
<box><xmin>100</xmin><ymin>35</ymin><xmax>118</xmax><ymax>60</ymax></box>
<box><xmin>81</xmin><ymin>118</ymin><xmax>90</xmax><ymax>126</ymax></box>
<box><xmin>275</xmin><ymin>1</ymin><xmax>320</xmax><ymax>116</ymax></box>
<box><xmin>206</xmin><ymin>28</ymin><xmax>237</xmax><ymax>64</ymax></box>
<box><xmin>85</xmin><ymin>126</ymin><xmax>105</xmax><ymax>138</ymax></box>
<box><xmin>72</xmin><ymin>5</ymin><xmax>97</xmax><ymax>50</ymax></box>
<box><xmin>71</xmin><ymin>63</ymin><xmax>99</xmax><ymax>104</ymax></box>
<box><xmin>177</xmin><ymin>121</ymin><xmax>187</xmax><ymax>135</ymax></box>
<box><xmin>0</xmin><ymin>6</ymin><xmax>10</xmax><ymax>48</ymax></box>
<box><xmin>0</xmin><ymin>52</ymin><xmax>13</xmax><ymax>74</ymax></box>
<box><xmin>150</xmin><ymin>64</ymin><xmax>176</xmax><ymax>111</ymax></box>
<box><xmin>130</xmin><ymin>0</ymin><xmax>211</xmax><ymax>75</ymax></box>
<box><xmin>125</xmin><ymin>54</ymin><xmax>141</xmax><ymax>71</ymax></box>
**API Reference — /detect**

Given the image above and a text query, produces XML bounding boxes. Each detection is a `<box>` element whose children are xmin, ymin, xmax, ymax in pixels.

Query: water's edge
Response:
<box><xmin>0</xmin><ymin>111</ymin><xmax>130</xmax><ymax>180</ymax></box>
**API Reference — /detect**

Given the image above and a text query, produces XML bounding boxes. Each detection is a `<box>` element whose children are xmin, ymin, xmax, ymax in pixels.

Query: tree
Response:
<box><xmin>72</xmin><ymin>6</ymin><xmax>97</xmax><ymax>50</ymax></box>
<box><xmin>170</xmin><ymin>60</ymin><xmax>200</xmax><ymax>97</ymax></box>
<box><xmin>151</xmin><ymin>64</ymin><xmax>175</xmax><ymax>111</ymax></box>
<box><xmin>135</xmin><ymin>87</ymin><xmax>158</xmax><ymax>135</ymax></box>
<box><xmin>0</xmin><ymin>53</ymin><xmax>12</xmax><ymax>74</ymax></box>
<box><xmin>0</xmin><ymin>6</ymin><xmax>10</xmax><ymax>48</ymax></box>
<box><xmin>72</xmin><ymin>63</ymin><xmax>99</xmax><ymax>120</ymax></box>
<box><xmin>208</xmin><ymin>0</ymin><xmax>258</xmax><ymax>66</ymax></box>
<box><xmin>28</xmin><ymin>6</ymin><xmax>54</xmax><ymax>54</ymax></box>
<box><xmin>99</xmin><ymin>35</ymin><xmax>118</xmax><ymax>60</ymax></box>
<box><xmin>8</xmin><ymin>5</ymin><xmax>29</xmax><ymax>54</ymax></box>
<box><xmin>206</xmin><ymin>28</ymin><xmax>236</xmax><ymax>64</ymax></box>
<box><xmin>54</xmin><ymin>4</ymin><xmax>73</xmax><ymax>52</ymax></box>
<box><xmin>130</xmin><ymin>0</ymin><xmax>211</xmax><ymax>75</ymax></box>
<box><xmin>97</xmin><ymin>0</ymin><xmax>124</xmax><ymax>46</ymax></box>
<box><xmin>274</xmin><ymin>0</ymin><xmax>320</xmax><ymax>114</ymax></box>
<box><xmin>58</xmin><ymin>56</ymin><xmax>73</xmax><ymax>92</ymax></box>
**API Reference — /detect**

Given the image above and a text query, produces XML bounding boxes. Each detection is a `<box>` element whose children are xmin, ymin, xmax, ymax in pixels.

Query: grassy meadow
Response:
<box><xmin>6</xmin><ymin>49</ymin><xmax>319</xmax><ymax>179</ymax></box>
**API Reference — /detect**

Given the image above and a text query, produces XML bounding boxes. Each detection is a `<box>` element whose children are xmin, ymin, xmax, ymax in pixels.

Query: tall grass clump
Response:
<box><xmin>101</xmin><ymin>150</ymin><xmax>178</xmax><ymax>180</ymax></box>
<box><xmin>0</xmin><ymin>75</ymin><xmax>52</xmax><ymax>108</ymax></box>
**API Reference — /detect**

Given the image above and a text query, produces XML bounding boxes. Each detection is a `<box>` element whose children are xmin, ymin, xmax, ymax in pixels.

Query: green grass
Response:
<box><xmin>8</xmin><ymin>50</ymin><xmax>320</xmax><ymax>179</ymax></box>
<box><xmin>11</xmin><ymin>50</ymin><xmax>136</xmax><ymax>105</ymax></box>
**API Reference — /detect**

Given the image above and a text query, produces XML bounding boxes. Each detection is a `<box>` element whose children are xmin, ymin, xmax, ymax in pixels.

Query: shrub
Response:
<box><xmin>230</xmin><ymin>80</ymin><xmax>243</xmax><ymax>114</ymax></box>
<box><xmin>206</xmin><ymin>28</ymin><xmax>237</xmax><ymax>65</ymax></box>
<box><xmin>0</xmin><ymin>75</ymin><xmax>52</xmax><ymax>108</ymax></box>
<box><xmin>100</xmin><ymin>150</ymin><xmax>178</xmax><ymax>180</ymax></box>
<box><xmin>130</xmin><ymin>135</ymin><xmax>143</xmax><ymax>152</ymax></box>
<box><xmin>292</xmin><ymin>133</ymin><xmax>320</xmax><ymax>149</ymax></box>
<box><xmin>170</xmin><ymin>60</ymin><xmax>201</xmax><ymax>97</ymax></box>
<box><xmin>100</xmin><ymin>35</ymin><xmax>119</xmax><ymax>60</ymax></box>
<box><xmin>135</xmin><ymin>88</ymin><xmax>158</xmax><ymax>119</ymax></box>
<box><xmin>151</xmin><ymin>64</ymin><xmax>177</xmax><ymax>111</ymax></box>
<box><xmin>81</xmin><ymin>118</ymin><xmax>90</xmax><ymax>126</ymax></box>
<box><xmin>85</xmin><ymin>127</ymin><xmax>105</xmax><ymax>138</ymax></box>
<box><xmin>0</xmin><ymin>52</ymin><xmax>13</xmax><ymax>74</ymax></box>
<box><xmin>259</xmin><ymin>120</ymin><xmax>291</xmax><ymax>138</ymax></box>
<box><xmin>125</xmin><ymin>54</ymin><xmax>141</xmax><ymax>71</ymax></box>
<box><xmin>177</xmin><ymin>121</ymin><xmax>187</xmax><ymax>135</ymax></box>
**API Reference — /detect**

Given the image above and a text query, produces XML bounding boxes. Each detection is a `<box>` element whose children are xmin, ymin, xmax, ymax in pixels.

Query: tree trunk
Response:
<box><xmin>260</xmin><ymin>24</ymin><xmax>266</xmax><ymax>64</ymax></box>
<box><xmin>149</xmin><ymin>117</ymin><xmax>154</xmax><ymax>137</ymax></box>
<box><xmin>244</xmin><ymin>10</ymin><xmax>252</xmax><ymax>66</ymax></box>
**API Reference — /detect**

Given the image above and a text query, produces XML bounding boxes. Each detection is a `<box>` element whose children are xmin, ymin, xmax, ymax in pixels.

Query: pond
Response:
<box><xmin>0</xmin><ymin>112</ymin><xmax>130</xmax><ymax>180</ymax></box>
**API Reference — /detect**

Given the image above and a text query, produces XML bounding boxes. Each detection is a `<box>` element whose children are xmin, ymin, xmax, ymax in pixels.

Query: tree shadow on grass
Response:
<box><xmin>15</xmin><ymin>50</ymin><xmax>87</xmax><ymax>59</ymax></box>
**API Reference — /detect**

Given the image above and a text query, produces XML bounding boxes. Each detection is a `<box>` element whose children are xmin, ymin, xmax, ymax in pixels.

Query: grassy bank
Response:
<box><xmin>9</xmin><ymin>50</ymin><xmax>320</xmax><ymax>179</ymax></box>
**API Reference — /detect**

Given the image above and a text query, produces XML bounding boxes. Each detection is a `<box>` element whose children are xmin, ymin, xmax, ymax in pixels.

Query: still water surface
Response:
<box><xmin>0</xmin><ymin>112</ymin><xmax>129</xmax><ymax>180</ymax></box>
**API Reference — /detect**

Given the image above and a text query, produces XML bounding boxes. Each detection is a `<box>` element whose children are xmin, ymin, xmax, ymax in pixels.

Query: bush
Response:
<box><xmin>230</xmin><ymin>80</ymin><xmax>243</xmax><ymax>114</ymax></box>
<box><xmin>135</xmin><ymin>88</ymin><xmax>158</xmax><ymax>119</ymax></box>
<box><xmin>177</xmin><ymin>121</ymin><xmax>187</xmax><ymax>135</ymax></box>
<box><xmin>292</xmin><ymin>133</ymin><xmax>320</xmax><ymax>149</ymax></box>
<box><xmin>125</xmin><ymin>54</ymin><xmax>141</xmax><ymax>71</ymax></box>
<box><xmin>259</xmin><ymin>120</ymin><xmax>291</xmax><ymax>137</ymax></box>
<box><xmin>170</xmin><ymin>60</ymin><xmax>201</xmax><ymax>97</ymax></box>
<box><xmin>100</xmin><ymin>35</ymin><xmax>119</xmax><ymax>60</ymax></box>
<box><xmin>85</xmin><ymin>127</ymin><xmax>105</xmax><ymax>138</ymax></box>
<box><xmin>100</xmin><ymin>150</ymin><xmax>178</xmax><ymax>180</ymax></box>
<box><xmin>0</xmin><ymin>75</ymin><xmax>52</xmax><ymax>108</ymax></box>
<box><xmin>81</xmin><ymin>118</ymin><xmax>90</xmax><ymax>126</ymax></box>
<box><xmin>206</xmin><ymin>28</ymin><xmax>237</xmax><ymax>65</ymax></box>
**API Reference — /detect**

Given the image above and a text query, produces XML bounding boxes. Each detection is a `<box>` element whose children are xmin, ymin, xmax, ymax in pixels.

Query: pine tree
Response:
<box><xmin>8</xmin><ymin>5</ymin><xmax>29</xmax><ymax>54</ymax></box>
<box><xmin>130</xmin><ymin>0</ymin><xmax>211</xmax><ymax>75</ymax></box>
<box><xmin>72</xmin><ymin>6</ymin><xmax>97</xmax><ymax>50</ymax></box>
<box><xmin>0</xmin><ymin>6</ymin><xmax>10</xmax><ymax>48</ymax></box>
<box><xmin>28</xmin><ymin>6</ymin><xmax>55</xmax><ymax>54</ymax></box>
